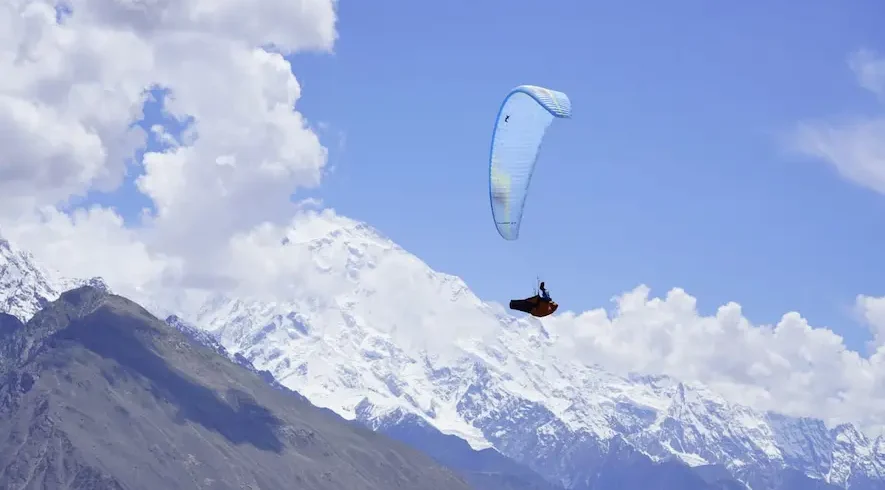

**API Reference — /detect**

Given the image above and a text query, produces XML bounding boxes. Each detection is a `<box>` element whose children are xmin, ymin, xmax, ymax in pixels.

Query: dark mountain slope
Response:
<box><xmin>0</xmin><ymin>286</ymin><xmax>470</xmax><ymax>490</ymax></box>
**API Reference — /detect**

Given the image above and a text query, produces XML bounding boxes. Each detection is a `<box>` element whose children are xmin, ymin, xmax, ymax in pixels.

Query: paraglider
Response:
<box><xmin>488</xmin><ymin>84</ymin><xmax>571</xmax><ymax>318</ymax></box>
<box><xmin>509</xmin><ymin>281</ymin><xmax>558</xmax><ymax>318</ymax></box>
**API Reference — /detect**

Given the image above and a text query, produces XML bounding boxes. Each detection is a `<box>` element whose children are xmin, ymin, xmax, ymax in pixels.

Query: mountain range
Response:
<box><xmin>1</xmin><ymin>213</ymin><xmax>883</xmax><ymax>490</ymax></box>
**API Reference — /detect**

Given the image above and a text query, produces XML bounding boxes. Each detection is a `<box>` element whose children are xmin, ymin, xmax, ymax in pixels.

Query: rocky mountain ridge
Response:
<box><xmin>0</xmin><ymin>281</ymin><xmax>471</xmax><ymax>489</ymax></box>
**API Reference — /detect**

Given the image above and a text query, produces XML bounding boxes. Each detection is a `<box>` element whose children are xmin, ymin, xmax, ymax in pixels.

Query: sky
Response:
<box><xmin>3</xmin><ymin>0</ymin><xmax>885</xmax><ymax>432</ymax></box>
<box><xmin>278</xmin><ymin>1</ymin><xmax>885</xmax><ymax>350</ymax></box>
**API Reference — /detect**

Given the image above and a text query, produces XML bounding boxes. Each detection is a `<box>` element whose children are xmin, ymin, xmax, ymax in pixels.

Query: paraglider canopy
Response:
<box><xmin>489</xmin><ymin>84</ymin><xmax>572</xmax><ymax>241</ymax></box>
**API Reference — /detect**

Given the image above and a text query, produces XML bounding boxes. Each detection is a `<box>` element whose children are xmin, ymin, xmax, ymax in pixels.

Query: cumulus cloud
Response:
<box><xmin>7</xmin><ymin>206</ymin><xmax>183</xmax><ymax>299</ymax></box>
<box><xmin>857</xmin><ymin>294</ymin><xmax>885</xmax><ymax>350</ymax></box>
<box><xmin>0</xmin><ymin>0</ymin><xmax>337</xmax><ymax>301</ymax></box>
<box><xmin>792</xmin><ymin>49</ymin><xmax>885</xmax><ymax>194</ymax></box>
<box><xmin>0</xmin><ymin>1</ymin><xmax>148</xmax><ymax>214</ymax></box>
<box><xmin>542</xmin><ymin>287</ymin><xmax>885</xmax><ymax>435</ymax></box>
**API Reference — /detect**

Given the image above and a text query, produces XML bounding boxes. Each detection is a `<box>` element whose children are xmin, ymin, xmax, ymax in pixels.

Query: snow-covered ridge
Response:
<box><xmin>164</xmin><ymin>214</ymin><xmax>885</xmax><ymax>489</ymax></box>
<box><xmin>1</xmin><ymin>215</ymin><xmax>882</xmax><ymax>490</ymax></box>
<box><xmin>0</xmin><ymin>235</ymin><xmax>109</xmax><ymax>321</ymax></box>
<box><xmin>0</xmin><ymin>236</ymin><xmax>57</xmax><ymax>321</ymax></box>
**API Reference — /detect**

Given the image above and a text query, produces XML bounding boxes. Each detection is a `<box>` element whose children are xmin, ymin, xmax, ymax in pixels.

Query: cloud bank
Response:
<box><xmin>2</xmin><ymin>1</ymin><xmax>885</xmax><ymax>436</ymax></box>
<box><xmin>544</xmin><ymin>286</ymin><xmax>885</xmax><ymax>435</ymax></box>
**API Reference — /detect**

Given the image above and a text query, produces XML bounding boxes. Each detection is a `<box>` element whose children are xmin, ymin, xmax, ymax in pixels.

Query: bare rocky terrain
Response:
<box><xmin>0</xmin><ymin>285</ymin><xmax>470</xmax><ymax>490</ymax></box>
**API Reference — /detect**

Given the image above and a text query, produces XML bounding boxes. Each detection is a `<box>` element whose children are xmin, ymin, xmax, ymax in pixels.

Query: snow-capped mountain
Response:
<box><xmin>0</xmin><ymin>235</ymin><xmax>108</xmax><ymax>321</ymax></box>
<box><xmin>0</xmin><ymin>238</ymin><xmax>54</xmax><ymax>321</ymax></box>
<box><xmin>1</xmin><ymin>214</ymin><xmax>882</xmax><ymax>490</ymax></box>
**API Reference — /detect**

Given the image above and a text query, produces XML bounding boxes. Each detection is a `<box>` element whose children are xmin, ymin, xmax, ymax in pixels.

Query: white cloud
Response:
<box><xmin>0</xmin><ymin>0</ymin><xmax>149</xmax><ymax>214</ymax></box>
<box><xmin>857</xmin><ymin>294</ymin><xmax>885</xmax><ymax>350</ymax></box>
<box><xmin>0</xmin><ymin>0</ymin><xmax>337</xmax><ymax>295</ymax></box>
<box><xmin>7</xmin><ymin>206</ymin><xmax>183</xmax><ymax>303</ymax></box>
<box><xmin>3</xmin><ymin>0</ymin><xmax>885</xmax><ymax>439</ymax></box>
<box><xmin>793</xmin><ymin>117</ymin><xmax>885</xmax><ymax>194</ymax></box>
<box><xmin>792</xmin><ymin>49</ymin><xmax>885</xmax><ymax>194</ymax></box>
<box><xmin>543</xmin><ymin>286</ymin><xmax>885</xmax><ymax>434</ymax></box>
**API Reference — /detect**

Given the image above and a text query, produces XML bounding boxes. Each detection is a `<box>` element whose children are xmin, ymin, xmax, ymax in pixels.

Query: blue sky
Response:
<box><xmin>91</xmin><ymin>1</ymin><xmax>885</xmax><ymax>351</ymax></box>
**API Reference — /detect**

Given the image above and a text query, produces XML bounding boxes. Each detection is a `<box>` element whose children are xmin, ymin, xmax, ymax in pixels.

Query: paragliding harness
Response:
<box><xmin>509</xmin><ymin>278</ymin><xmax>558</xmax><ymax>318</ymax></box>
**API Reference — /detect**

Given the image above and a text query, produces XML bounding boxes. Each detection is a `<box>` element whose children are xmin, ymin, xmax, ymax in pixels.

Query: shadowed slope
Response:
<box><xmin>0</xmin><ymin>286</ymin><xmax>470</xmax><ymax>490</ymax></box>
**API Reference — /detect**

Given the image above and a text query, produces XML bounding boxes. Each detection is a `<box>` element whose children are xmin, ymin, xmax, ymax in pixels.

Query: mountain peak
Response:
<box><xmin>0</xmin><ymin>231</ymin><xmax>111</xmax><ymax>323</ymax></box>
<box><xmin>0</xmin><ymin>234</ymin><xmax>61</xmax><ymax>322</ymax></box>
<box><xmin>283</xmin><ymin>209</ymin><xmax>398</xmax><ymax>250</ymax></box>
